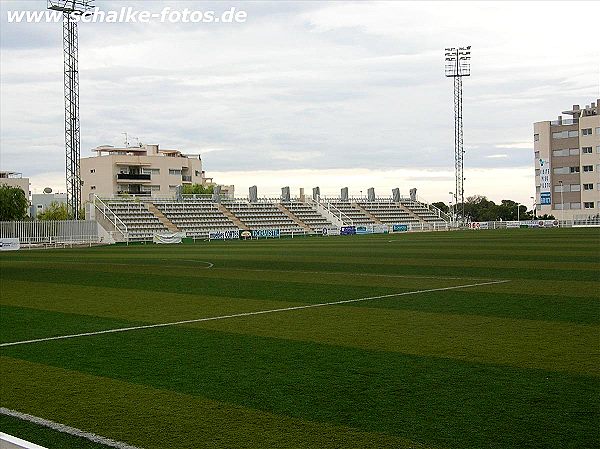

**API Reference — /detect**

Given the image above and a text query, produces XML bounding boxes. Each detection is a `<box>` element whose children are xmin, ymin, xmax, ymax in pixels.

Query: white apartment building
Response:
<box><xmin>80</xmin><ymin>143</ymin><xmax>230</xmax><ymax>200</ymax></box>
<box><xmin>30</xmin><ymin>192</ymin><xmax>67</xmax><ymax>218</ymax></box>
<box><xmin>533</xmin><ymin>100</ymin><xmax>600</xmax><ymax>220</ymax></box>
<box><xmin>0</xmin><ymin>171</ymin><xmax>30</xmax><ymax>200</ymax></box>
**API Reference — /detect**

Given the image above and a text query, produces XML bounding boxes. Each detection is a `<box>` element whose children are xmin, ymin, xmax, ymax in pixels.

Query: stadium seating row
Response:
<box><xmin>102</xmin><ymin>198</ymin><xmax>447</xmax><ymax>241</ymax></box>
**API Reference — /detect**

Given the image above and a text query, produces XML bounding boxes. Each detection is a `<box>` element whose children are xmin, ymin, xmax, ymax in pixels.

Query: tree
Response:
<box><xmin>441</xmin><ymin>195</ymin><xmax>551</xmax><ymax>222</ymax></box>
<box><xmin>37</xmin><ymin>201</ymin><xmax>70</xmax><ymax>221</ymax></box>
<box><xmin>0</xmin><ymin>185</ymin><xmax>28</xmax><ymax>221</ymax></box>
<box><xmin>431</xmin><ymin>202</ymin><xmax>449</xmax><ymax>213</ymax></box>
<box><xmin>181</xmin><ymin>184</ymin><xmax>215</xmax><ymax>195</ymax></box>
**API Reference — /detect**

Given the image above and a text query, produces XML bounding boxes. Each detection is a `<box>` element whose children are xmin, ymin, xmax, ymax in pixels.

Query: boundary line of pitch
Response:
<box><xmin>0</xmin><ymin>279</ymin><xmax>509</xmax><ymax>348</ymax></box>
<box><xmin>0</xmin><ymin>408</ymin><xmax>142</xmax><ymax>449</ymax></box>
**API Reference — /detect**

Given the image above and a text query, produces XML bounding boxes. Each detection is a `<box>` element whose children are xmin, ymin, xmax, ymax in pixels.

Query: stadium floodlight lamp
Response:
<box><xmin>47</xmin><ymin>0</ymin><xmax>95</xmax><ymax>14</ymax></box>
<box><xmin>445</xmin><ymin>46</ymin><xmax>471</xmax><ymax>77</ymax></box>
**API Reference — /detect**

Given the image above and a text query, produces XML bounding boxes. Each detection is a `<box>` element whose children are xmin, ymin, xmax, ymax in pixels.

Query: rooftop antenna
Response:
<box><xmin>445</xmin><ymin>45</ymin><xmax>471</xmax><ymax>223</ymax></box>
<box><xmin>48</xmin><ymin>0</ymin><xmax>95</xmax><ymax>219</ymax></box>
<box><xmin>122</xmin><ymin>132</ymin><xmax>130</xmax><ymax>148</ymax></box>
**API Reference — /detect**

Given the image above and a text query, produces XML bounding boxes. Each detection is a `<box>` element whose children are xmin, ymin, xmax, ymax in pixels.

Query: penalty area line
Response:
<box><xmin>0</xmin><ymin>408</ymin><xmax>143</xmax><ymax>449</ymax></box>
<box><xmin>0</xmin><ymin>280</ymin><xmax>510</xmax><ymax>348</ymax></box>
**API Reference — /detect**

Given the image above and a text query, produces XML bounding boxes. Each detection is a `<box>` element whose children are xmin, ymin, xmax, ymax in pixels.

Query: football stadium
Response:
<box><xmin>1</xmin><ymin>227</ymin><xmax>598</xmax><ymax>449</ymax></box>
<box><xmin>2</xmin><ymin>1</ymin><xmax>600</xmax><ymax>449</ymax></box>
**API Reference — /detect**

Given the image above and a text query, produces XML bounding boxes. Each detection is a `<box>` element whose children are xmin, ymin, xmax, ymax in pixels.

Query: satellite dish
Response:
<box><xmin>43</xmin><ymin>187</ymin><xmax>52</xmax><ymax>194</ymax></box>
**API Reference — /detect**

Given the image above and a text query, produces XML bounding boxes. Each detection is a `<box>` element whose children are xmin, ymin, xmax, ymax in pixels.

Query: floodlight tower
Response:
<box><xmin>445</xmin><ymin>46</ymin><xmax>471</xmax><ymax>223</ymax></box>
<box><xmin>48</xmin><ymin>0</ymin><xmax>94</xmax><ymax>219</ymax></box>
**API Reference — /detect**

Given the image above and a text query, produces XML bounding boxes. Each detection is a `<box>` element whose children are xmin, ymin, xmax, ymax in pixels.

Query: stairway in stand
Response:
<box><xmin>217</xmin><ymin>204</ymin><xmax>250</xmax><ymax>230</ymax></box>
<box><xmin>351</xmin><ymin>203</ymin><xmax>383</xmax><ymax>225</ymax></box>
<box><xmin>277</xmin><ymin>204</ymin><xmax>312</xmax><ymax>233</ymax></box>
<box><xmin>145</xmin><ymin>203</ymin><xmax>180</xmax><ymax>232</ymax></box>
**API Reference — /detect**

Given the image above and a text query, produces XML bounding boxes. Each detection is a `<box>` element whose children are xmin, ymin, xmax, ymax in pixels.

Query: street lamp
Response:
<box><xmin>449</xmin><ymin>191</ymin><xmax>456</xmax><ymax>224</ymax></box>
<box><xmin>559</xmin><ymin>180</ymin><xmax>564</xmax><ymax>225</ymax></box>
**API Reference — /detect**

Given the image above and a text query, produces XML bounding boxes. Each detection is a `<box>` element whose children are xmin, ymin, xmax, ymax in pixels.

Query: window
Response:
<box><xmin>570</xmin><ymin>202</ymin><xmax>581</xmax><ymax>210</ymax></box>
<box><xmin>195</xmin><ymin>170</ymin><xmax>201</xmax><ymax>177</ymax></box>
<box><xmin>596</xmin><ymin>127</ymin><xmax>600</xmax><ymax>134</ymax></box>
<box><xmin>582</xmin><ymin>147</ymin><xmax>592</xmax><ymax>154</ymax></box>
<box><xmin>583</xmin><ymin>165</ymin><xmax>594</xmax><ymax>172</ymax></box>
<box><xmin>142</xmin><ymin>168</ymin><xmax>160</xmax><ymax>175</ymax></box>
<box><xmin>169</xmin><ymin>169</ymin><xmax>182</xmax><ymax>176</ymax></box>
<box><xmin>552</xmin><ymin>131</ymin><xmax>566</xmax><ymax>139</ymax></box>
<box><xmin>554</xmin><ymin>203</ymin><xmax>566</xmax><ymax>210</ymax></box>
<box><xmin>554</xmin><ymin>185</ymin><xmax>565</xmax><ymax>193</ymax></box>
<box><xmin>534</xmin><ymin>133</ymin><xmax>539</xmax><ymax>141</ymax></box>
<box><xmin>569</xmin><ymin>184</ymin><xmax>580</xmax><ymax>192</ymax></box>
<box><xmin>583</xmin><ymin>183</ymin><xmax>594</xmax><ymax>190</ymax></box>
<box><xmin>141</xmin><ymin>185</ymin><xmax>160</xmax><ymax>192</ymax></box>
<box><xmin>581</xmin><ymin>128</ymin><xmax>592</xmax><ymax>136</ymax></box>
<box><xmin>584</xmin><ymin>202</ymin><xmax>594</xmax><ymax>209</ymax></box>
<box><xmin>570</xmin><ymin>166</ymin><xmax>580</xmax><ymax>173</ymax></box>
<box><xmin>597</xmin><ymin>146</ymin><xmax>600</xmax><ymax>153</ymax></box>
<box><xmin>534</xmin><ymin>151</ymin><xmax>540</xmax><ymax>159</ymax></box>
<box><xmin>91</xmin><ymin>186</ymin><xmax>96</xmax><ymax>190</ymax></box>
<box><xmin>569</xmin><ymin>148</ymin><xmax>579</xmax><ymax>156</ymax></box>
<box><xmin>553</xmin><ymin>167</ymin><xmax>569</xmax><ymax>175</ymax></box>
<box><xmin>90</xmin><ymin>169</ymin><xmax>95</xmax><ymax>174</ymax></box>
<box><xmin>535</xmin><ymin>169</ymin><xmax>541</xmax><ymax>176</ymax></box>
<box><xmin>552</xmin><ymin>149</ymin><xmax>569</xmax><ymax>157</ymax></box>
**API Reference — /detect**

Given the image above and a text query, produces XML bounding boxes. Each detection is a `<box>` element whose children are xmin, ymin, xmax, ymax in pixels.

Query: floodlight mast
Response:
<box><xmin>47</xmin><ymin>1</ymin><xmax>94</xmax><ymax>219</ymax></box>
<box><xmin>445</xmin><ymin>46</ymin><xmax>471</xmax><ymax>224</ymax></box>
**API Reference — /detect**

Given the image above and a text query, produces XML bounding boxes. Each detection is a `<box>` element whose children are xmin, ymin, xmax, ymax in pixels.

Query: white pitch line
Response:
<box><xmin>0</xmin><ymin>408</ymin><xmax>143</xmax><ymax>449</ymax></box>
<box><xmin>226</xmin><ymin>267</ymin><xmax>494</xmax><ymax>281</ymax></box>
<box><xmin>0</xmin><ymin>280</ymin><xmax>509</xmax><ymax>348</ymax></box>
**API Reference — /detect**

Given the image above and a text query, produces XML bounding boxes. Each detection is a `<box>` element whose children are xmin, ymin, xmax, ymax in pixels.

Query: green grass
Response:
<box><xmin>1</xmin><ymin>228</ymin><xmax>599</xmax><ymax>449</ymax></box>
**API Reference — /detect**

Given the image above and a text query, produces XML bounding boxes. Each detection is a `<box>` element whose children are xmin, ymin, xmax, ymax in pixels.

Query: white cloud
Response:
<box><xmin>495</xmin><ymin>143</ymin><xmax>533</xmax><ymax>150</ymax></box>
<box><xmin>1</xmin><ymin>0</ymin><xmax>598</xmax><ymax>204</ymax></box>
<box><xmin>209</xmin><ymin>166</ymin><xmax>534</xmax><ymax>205</ymax></box>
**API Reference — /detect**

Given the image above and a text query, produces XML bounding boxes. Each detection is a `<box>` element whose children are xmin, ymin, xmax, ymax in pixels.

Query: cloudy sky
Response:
<box><xmin>1</xmin><ymin>1</ymin><xmax>599</xmax><ymax>204</ymax></box>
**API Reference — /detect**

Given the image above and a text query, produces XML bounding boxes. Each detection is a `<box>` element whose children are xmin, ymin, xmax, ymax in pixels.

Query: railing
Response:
<box><xmin>93</xmin><ymin>195</ymin><xmax>129</xmax><ymax>243</ymax></box>
<box><xmin>182</xmin><ymin>175</ymin><xmax>192</xmax><ymax>182</ymax></box>
<box><xmin>0</xmin><ymin>220</ymin><xmax>99</xmax><ymax>245</ymax></box>
<box><xmin>426</xmin><ymin>202</ymin><xmax>451</xmax><ymax>222</ymax></box>
<box><xmin>308</xmin><ymin>196</ymin><xmax>353</xmax><ymax>226</ymax></box>
<box><xmin>550</xmin><ymin>118</ymin><xmax>579</xmax><ymax>126</ymax></box>
<box><xmin>116</xmin><ymin>173</ymin><xmax>151</xmax><ymax>181</ymax></box>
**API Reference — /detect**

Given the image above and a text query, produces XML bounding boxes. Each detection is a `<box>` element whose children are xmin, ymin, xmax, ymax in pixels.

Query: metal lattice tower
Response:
<box><xmin>48</xmin><ymin>1</ymin><xmax>94</xmax><ymax>219</ymax></box>
<box><xmin>445</xmin><ymin>46</ymin><xmax>471</xmax><ymax>222</ymax></box>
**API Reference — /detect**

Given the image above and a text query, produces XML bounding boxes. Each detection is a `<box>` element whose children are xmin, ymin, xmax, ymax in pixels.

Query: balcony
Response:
<box><xmin>182</xmin><ymin>175</ymin><xmax>192</xmax><ymax>183</ymax></box>
<box><xmin>116</xmin><ymin>173</ymin><xmax>151</xmax><ymax>182</ymax></box>
<box><xmin>550</xmin><ymin>118</ymin><xmax>579</xmax><ymax>126</ymax></box>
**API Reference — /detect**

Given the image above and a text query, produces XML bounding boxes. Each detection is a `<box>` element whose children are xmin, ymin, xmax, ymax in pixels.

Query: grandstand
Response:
<box><xmin>281</xmin><ymin>200</ymin><xmax>333</xmax><ymax>231</ymax></box>
<box><xmin>90</xmin><ymin>193</ymin><xmax>449</xmax><ymax>242</ymax></box>
<box><xmin>401</xmin><ymin>200</ymin><xmax>447</xmax><ymax>224</ymax></box>
<box><xmin>153</xmin><ymin>200</ymin><xmax>238</xmax><ymax>239</ymax></box>
<box><xmin>104</xmin><ymin>200</ymin><xmax>169</xmax><ymax>241</ymax></box>
<box><xmin>357</xmin><ymin>199</ymin><xmax>422</xmax><ymax>225</ymax></box>
<box><xmin>221</xmin><ymin>200</ymin><xmax>308</xmax><ymax>235</ymax></box>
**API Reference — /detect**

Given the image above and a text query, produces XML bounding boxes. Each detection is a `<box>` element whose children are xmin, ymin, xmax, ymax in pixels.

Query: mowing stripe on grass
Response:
<box><xmin>0</xmin><ymin>280</ymin><xmax>509</xmax><ymax>347</ymax></box>
<box><xmin>0</xmin><ymin>408</ymin><xmax>142</xmax><ymax>449</ymax></box>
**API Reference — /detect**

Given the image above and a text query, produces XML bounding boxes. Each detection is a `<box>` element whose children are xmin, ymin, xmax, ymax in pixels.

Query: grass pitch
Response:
<box><xmin>1</xmin><ymin>229</ymin><xmax>598</xmax><ymax>449</ymax></box>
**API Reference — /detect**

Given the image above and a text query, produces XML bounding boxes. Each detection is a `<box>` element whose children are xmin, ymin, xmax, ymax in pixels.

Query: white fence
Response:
<box><xmin>0</xmin><ymin>220</ymin><xmax>99</xmax><ymax>245</ymax></box>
